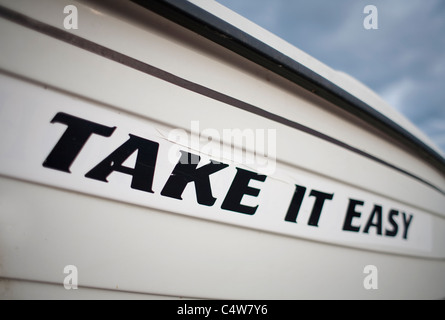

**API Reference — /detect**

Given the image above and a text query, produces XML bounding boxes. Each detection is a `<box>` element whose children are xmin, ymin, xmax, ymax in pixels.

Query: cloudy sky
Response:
<box><xmin>216</xmin><ymin>0</ymin><xmax>445</xmax><ymax>155</ymax></box>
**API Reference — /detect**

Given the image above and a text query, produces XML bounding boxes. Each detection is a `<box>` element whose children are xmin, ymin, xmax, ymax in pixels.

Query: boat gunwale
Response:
<box><xmin>131</xmin><ymin>0</ymin><xmax>445</xmax><ymax>176</ymax></box>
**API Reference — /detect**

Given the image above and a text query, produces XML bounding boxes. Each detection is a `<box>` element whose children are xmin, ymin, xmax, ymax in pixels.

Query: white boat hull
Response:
<box><xmin>0</xmin><ymin>0</ymin><xmax>444</xmax><ymax>299</ymax></box>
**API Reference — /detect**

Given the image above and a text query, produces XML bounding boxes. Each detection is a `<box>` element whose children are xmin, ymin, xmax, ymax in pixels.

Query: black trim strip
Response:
<box><xmin>0</xmin><ymin>4</ymin><xmax>443</xmax><ymax>196</ymax></box>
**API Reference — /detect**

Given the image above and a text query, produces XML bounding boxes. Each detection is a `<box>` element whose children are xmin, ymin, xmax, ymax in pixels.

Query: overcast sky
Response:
<box><xmin>216</xmin><ymin>0</ymin><xmax>445</xmax><ymax>155</ymax></box>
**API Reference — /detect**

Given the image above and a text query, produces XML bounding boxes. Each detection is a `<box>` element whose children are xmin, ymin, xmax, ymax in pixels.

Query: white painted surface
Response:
<box><xmin>0</xmin><ymin>75</ymin><xmax>440</xmax><ymax>257</ymax></box>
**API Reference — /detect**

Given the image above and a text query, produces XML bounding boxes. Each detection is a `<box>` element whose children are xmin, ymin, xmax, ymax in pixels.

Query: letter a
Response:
<box><xmin>363</xmin><ymin>5</ymin><xmax>378</xmax><ymax>30</ymax></box>
<box><xmin>363</xmin><ymin>265</ymin><xmax>378</xmax><ymax>290</ymax></box>
<box><xmin>64</xmin><ymin>5</ymin><xmax>78</xmax><ymax>30</ymax></box>
<box><xmin>63</xmin><ymin>265</ymin><xmax>78</xmax><ymax>290</ymax></box>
